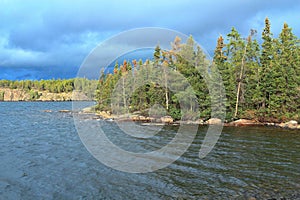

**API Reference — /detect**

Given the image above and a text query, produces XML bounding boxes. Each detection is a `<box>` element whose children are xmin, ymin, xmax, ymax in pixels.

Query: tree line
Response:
<box><xmin>0</xmin><ymin>78</ymin><xmax>98</xmax><ymax>99</ymax></box>
<box><xmin>95</xmin><ymin>18</ymin><xmax>300</xmax><ymax>122</ymax></box>
<box><xmin>0</xmin><ymin>79</ymin><xmax>74</xmax><ymax>93</ymax></box>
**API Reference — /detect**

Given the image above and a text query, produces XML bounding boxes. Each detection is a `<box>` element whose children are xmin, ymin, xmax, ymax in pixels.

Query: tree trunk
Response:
<box><xmin>163</xmin><ymin>67</ymin><xmax>169</xmax><ymax>110</ymax></box>
<box><xmin>234</xmin><ymin>44</ymin><xmax>247</xmax><ymax>119</ymax></box>
<box><xmin>122</xmin><ymin>77</ymin><xmax>127</xmax><ymax>112</ymax></box>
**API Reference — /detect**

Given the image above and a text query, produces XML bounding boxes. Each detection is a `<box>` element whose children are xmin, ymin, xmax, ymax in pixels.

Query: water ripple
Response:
<box><xmin>0</xmin><ymin>102</ymin><xmax>299</xmax><ymax>199</ymax></box>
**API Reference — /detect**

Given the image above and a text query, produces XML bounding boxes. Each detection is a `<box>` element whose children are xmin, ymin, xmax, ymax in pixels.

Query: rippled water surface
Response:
<box><xmin>0</xmin><ymin>102</ymin><xmax>299</xmax><ymax>199</ymax></box>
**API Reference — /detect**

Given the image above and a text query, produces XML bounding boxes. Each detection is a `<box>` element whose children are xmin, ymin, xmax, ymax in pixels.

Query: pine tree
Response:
<box><xmin>259</xmin><ymin>17</ymin><xmax>276</xmax><ymax>119</ymax></box>
<box><xmin>180</xmin><ymin>35</ymin><xmax>195</xmax><ymax>64</ymax></box>
<box><xmin>243</xmin><ymin>31</ymin><xmax>261</xmax><ymax>115</ymax></box>
<box><xmin>113</xmin><ymin>61</ymin><xmax>119</xmax><ymax>74</ymax></box>
<box><xmin>154</xmin><ymin>45</ymin><xmax>161</xmax><ymax>65</ymax></box>
<box><xmin>178</xmin><ymin>36</ymin><xmax>207</xmax><ymax>118</ymax></box>
<box><xmin>211</xmin><ymin>35</ymin><xmax>228</xmax><ymax>119</ymax></box>
<box><xmin>225</xmin><ymin>27</ymin><xmax>244</xmax><ymax>119</ymax></box>
<box><xmin>276</xmin><ymin>23</ymin><xmax>300</xmax><ymax>118</ymax></box>
<box><xmin>195</xmin><ymin>45</ymin><xmax>210</xmax><ymax>118</ymax></box>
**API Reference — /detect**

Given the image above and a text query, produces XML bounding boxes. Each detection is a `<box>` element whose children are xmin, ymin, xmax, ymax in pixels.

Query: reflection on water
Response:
<box><xmin>0</xmin><ymin>102</ymin><xmax>299</xmax><ymax>199</ymax></box>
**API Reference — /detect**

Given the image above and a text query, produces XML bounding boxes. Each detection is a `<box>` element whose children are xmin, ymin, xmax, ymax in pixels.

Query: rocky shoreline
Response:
<box><xmin>2</xmin><ymin>90</ymin><xmax>298</xmax><ymax>130</ymax></box>
<box><xmin>48</xmin><ymin>107</ymin><xmax>300</xmax><ymax>130</ymax></box>
<box><xmin>79</xmin><ymin>108</ymin><xmax>300</xmax><ymax>130</ymax></box>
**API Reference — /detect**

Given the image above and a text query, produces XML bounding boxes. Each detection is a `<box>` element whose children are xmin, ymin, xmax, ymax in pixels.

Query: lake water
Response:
<box><xmin>0</xmin><ymin>102</ymin><xmax>299</xmax><ymax>199</ymax></box>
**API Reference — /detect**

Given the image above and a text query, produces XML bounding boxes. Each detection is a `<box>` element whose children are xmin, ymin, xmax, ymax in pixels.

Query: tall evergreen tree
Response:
<box><xmin>211</xmin><ymin>35</ymin><xmax>228</xmax><ymax>119</ymax></box>
<box><xmin>243</xmin><ymin>31</ymin><xmax>261</xmax><ymax>115</ymax></box>
<box><xmin>276</xmin><ymin>23</ymin><xmax>300</xmax><ymax>117</ymax></box>
<box><xmin>154</xmin><ymin>45</ymin><xmax>161</xmax><ymax>65</ymax></box>
<box><xmin>195</xmin><ymin>45</ymin><xmax>210</xmax><ymax>118</ymax></box>
<box><xmin>225</xmin><ymin>27</ymin><xmax>245</xmax><ymax>119</ymax></box>
<box><xmin>259</xmin><ymin>17</ymin><xmax>276</xmax><ymax>119</ymax></box>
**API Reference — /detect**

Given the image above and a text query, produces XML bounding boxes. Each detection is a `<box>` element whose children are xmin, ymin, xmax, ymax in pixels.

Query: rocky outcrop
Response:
<box><xmin>227</xmin><ymin>119</ymin><xmax>299</xmax><ymax>129</ymax></box>
<box><xmin>131</xmin><ymin>115</ymin><xmax>156</xmax><ymax>122</ymax></box>
<box><xmin>228</xmin><ymin>119</ymin><xmax>260</xmax><ymax>126</ymax></box>
<box><xmin>278</xmin><ymin>120</ymin><xmax>298</xmax><ymax>129</ymax></box>
<box><xmin>178</xmin><ymin>119</ymin><xmax>204</xmax><ymax>125</ymax></box>
<box><xmin>86</xmin><ymin>110</ymin><xmax>300</xmax><ymax>130</ymax></box>
<box><xmin>0</xmin><ymin>88</ymin><xmax>89</xmax><ymax>101</ymax></box>
<box><xmin>1</xmin><ymin>88</ymin><xmax>28</xmax><ymax>101</ymax></box>
<box><xmin>160</xmin><ymin>116</ymin><xmax>174</xmax><ymax>124</ymax></box>
<box><xmin>96</xmin><ymin>111</ymin><xmax>114</xmax><ymax>119</ymax></box>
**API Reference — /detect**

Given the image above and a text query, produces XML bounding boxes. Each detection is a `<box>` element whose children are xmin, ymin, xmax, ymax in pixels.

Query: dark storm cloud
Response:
<box><xmin>0</xmin><ymin>0</ymin><xmax>299</xmax><ymax>79</ymax></box>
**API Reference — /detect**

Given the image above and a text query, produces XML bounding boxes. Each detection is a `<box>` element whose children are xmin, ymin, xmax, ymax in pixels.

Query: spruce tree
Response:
<box><xmin>154</xmin><ymin>45</ymin><xmax>161</xmax><ymax>65</ymax></box>
<box><xmin>276</xmin><ymin>23</ymin><xmax>300</xmax><ymax>118</ymax></box>
<box><xmin>225</xmin><ymin>27</ymin><xmax>244</xmax><ymax>119</ymax></box>
<box><xmin>260</xmin><ymin>17</ymin><xmax>275</xmax><ymax>119</ymax></box>
<box><xmin>243</xmin><ymin>31</ymin><xmax>261</xmax><ymax>115</ymax></box>
<box><xmin>211</xmin><ymin>35</ymin><xmax>227</xmax><ymax>119</ymax></box>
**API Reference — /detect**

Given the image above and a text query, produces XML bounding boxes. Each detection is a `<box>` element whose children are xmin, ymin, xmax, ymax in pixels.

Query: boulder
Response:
<box><xmin>138</xmin><ymin>116</ymin><xmax>147</xmax><ymax>121</ymax></box>
<box><xmin>277</xmin><ymin>120</ymin><xmax>298</xmax><ymax>129</ymax></box>
<box><xmin>131</xmin><ymin>115</ymin><xmax>151</xmax><ymax>122</ymax></box>
<box><xmin>229</xmin><ymin>119</ymin><xmax>258</xmax><ymax>126</ymax></box>
<box><xmin>161</xmin><ymin>116</ymin><xmax>174</xmax><ymax>124</ymax></box>
<box><xmin>131</xmin><ymin>115</ymin><xmax>139</xmax><ymax>121</ymax></box>
<box><xmin>184</xmin><ymin>119</ymin><xmax>204</xmax><ymax>125</ymax></box>
<box><xmin>96</xmin><ymin>111</ymin><xmax>112</xmax><ymax>119</ymax></box>
<box><xmin>278</xmin><ymin>123</ymin><xmax>285</xmax><ymax>128</ymax></box>
<box><xmin>206</xmin><ymin>118</ymin><xmax>222</xmax><ymax>125</ymax></box>
<box><xmin>285</xmin><ymin>120</ymin><xmax>298</xmax><ymax>129</ymax></box>
<box><xmin>148</xmin><ymin>117</ymin><xmax>156</xmax><ymax>122</ymax></box>
<box><xmin>266</xmin><ymin>122</ymin><xmax>276</xmax><ymax>126</ymax></box>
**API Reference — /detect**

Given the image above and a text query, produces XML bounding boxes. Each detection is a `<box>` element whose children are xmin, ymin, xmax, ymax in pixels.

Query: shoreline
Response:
<box><xmin>1</xmin><ymin>101</ymin><xmax>298</xmax><ymax>130</ymax></box>
<box><xmin>80</xmin><ymin>109</ymin><xmax>300</xmax><ymax>130</ymax></box>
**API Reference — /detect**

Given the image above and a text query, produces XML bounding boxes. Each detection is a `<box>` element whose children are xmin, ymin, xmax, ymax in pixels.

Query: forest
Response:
<box><xmin>0</xmin><ymin>78</ymin><xmax>98</xmax><ymax>100</ymax></box>
<box><xmin>95</xmin><ymin>18</ymin><xmax>300</xmax><ymax>122</ymax></box>
<box><xmin>0</xmin><ymin>18</ymin><xmax>299</xmax><ymax>122</ymax></box>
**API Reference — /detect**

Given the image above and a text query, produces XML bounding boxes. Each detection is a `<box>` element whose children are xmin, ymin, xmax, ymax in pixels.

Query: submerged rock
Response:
<box><xmin>82</xmin><ymin>106</ymin><xmax>95</xmax><ymax>113</ymax></box>
<box><xmin>59</xmin><ymin>110</ymin><xmax>71</xmax><ymax>113</ymax></box>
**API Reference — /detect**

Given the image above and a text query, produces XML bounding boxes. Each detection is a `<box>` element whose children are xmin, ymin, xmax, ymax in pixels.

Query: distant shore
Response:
<box><xmin>0</xmin><ymin>88</ymin><xmax>89</xmax><ymax>101</ymax></box>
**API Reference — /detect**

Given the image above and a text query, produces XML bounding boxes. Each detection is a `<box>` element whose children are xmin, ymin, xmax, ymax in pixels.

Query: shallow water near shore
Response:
<box><xmin>0</xmin><ymin>102</ymin><xmax>299</xmax><ymax>199</ymax></box>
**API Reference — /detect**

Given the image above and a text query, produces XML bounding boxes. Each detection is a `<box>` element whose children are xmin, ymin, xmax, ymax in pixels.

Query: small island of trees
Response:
<box><xmin>0</xmin><ymin>18</ymin><xmax>299</xmax><ymax>123</ymax></box>
<box><xmin>95</xmin><ymin>18</ymin><xmax>300</xmax><ymax>123</ymax></box>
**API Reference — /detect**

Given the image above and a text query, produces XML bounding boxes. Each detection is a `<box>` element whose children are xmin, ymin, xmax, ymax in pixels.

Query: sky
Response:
<box><xmin>0</xmin><ymin>0</ymin><xmax>300</xmax><ymax>80</ymax></box>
